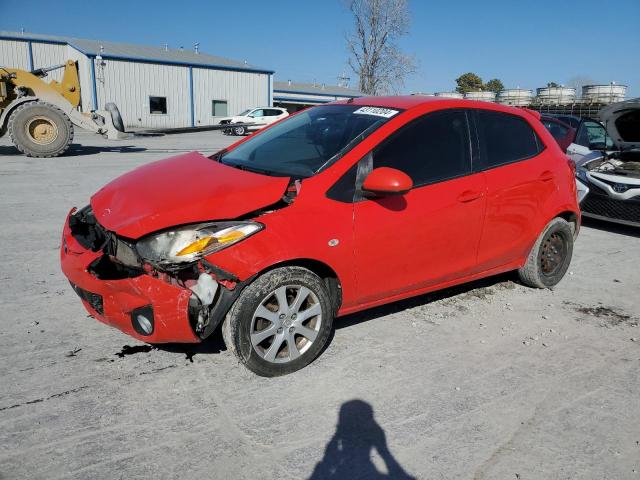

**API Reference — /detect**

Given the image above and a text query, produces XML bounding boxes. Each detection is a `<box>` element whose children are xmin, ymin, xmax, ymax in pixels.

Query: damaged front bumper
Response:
<box><xmin>60</xmin><ymin>209</ymin><xmax>242</xmax><ymax>343</ymax></box>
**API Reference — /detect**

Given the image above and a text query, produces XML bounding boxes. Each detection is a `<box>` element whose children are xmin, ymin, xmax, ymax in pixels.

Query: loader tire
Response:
<box><xmin>8</xmin><ymin>101</ymin><xmax>74</xmax><ymax>158</ymax></box>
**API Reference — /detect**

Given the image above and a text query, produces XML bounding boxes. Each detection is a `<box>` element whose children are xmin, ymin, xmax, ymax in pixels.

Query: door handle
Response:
<box><xmin>457</xmin><ymin>190</ymin><xmax>483</xmax><ymax>203</ymax></box>
<box><xmin>540</xmin><ymin>171</ymin><xmax>554</xmax><ymax>182</ymax></box>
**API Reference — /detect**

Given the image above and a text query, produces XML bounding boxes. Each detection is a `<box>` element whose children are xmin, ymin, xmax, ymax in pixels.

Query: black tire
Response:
<box><xmin>104</xmin><ymin>102</ymin><xmax>125</xmax><ymax>132</ymax></box>
<box><xmin>232</xmin><ymin>125</ymin><xmax>246</xmax><ymax>136</ymax></box>
<box><xmin>222</xmin><ymin>267</ymin><xmax>334</xmax><ymax>377</ymax></box>
<box><xmin>518</xmin><ymin>218</ymin><xmax>574</xmax><ymax>288</ymax></box>
<box><xmin>8</xmin><ymin>101</ymin><xmax>74</xmax><ymax>157</ymax></box>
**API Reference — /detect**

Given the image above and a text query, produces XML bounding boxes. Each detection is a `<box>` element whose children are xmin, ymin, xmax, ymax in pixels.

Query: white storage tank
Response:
<box><xmin>535</xmin><ymin>86</ymin><xmax>576</xmax><ymax>105</ymax></box>
<box><xmin>581</xmin><ymin>83</ymin><xmax>627</xmax><ymax>104</ymax></box>
<box><xmin>463</xmin><ymin>91</ymin><xmax>496</xmax><ymax>102</ymax></box>
<box><xmin>434</xmin><ymin>92</ymin><xmax>464</xmax><ymax>99</ymax></box>
<box><xmin>496</xmin><ymin>88</ymin><xmax>534</xmax><ymax>106</ymax></box>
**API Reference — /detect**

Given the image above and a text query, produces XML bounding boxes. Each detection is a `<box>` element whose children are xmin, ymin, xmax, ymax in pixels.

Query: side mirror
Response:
<box><xmin>362</xmin><ymin>167</ymin><xmax>413</xmax><ymax>197</ymax></box>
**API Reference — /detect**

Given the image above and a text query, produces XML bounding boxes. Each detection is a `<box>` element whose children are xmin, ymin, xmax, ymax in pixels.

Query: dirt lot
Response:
<box><xmin>1</xmin><ymin>130</ymin><xmax>639</xmax><ymax>480</ymax></box>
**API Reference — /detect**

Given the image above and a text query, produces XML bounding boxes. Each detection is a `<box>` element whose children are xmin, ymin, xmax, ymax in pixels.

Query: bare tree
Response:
<box><xmin>345</xmin><ymin>0</ymin><xmax>416</xmax><ymax>95</ymax></box>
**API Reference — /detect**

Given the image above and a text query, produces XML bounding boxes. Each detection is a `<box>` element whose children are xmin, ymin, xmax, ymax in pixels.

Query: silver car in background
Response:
<box><xmin>570</xmin><ymin>98</ymin><xmax>640</xmax><ymax>227</ymax></box>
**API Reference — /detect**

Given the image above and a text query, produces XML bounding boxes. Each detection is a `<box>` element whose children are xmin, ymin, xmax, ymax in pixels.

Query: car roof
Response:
<box><xmin>331</xmin><ymin>95</ymin><xmax>536</xmax><ymax>118</ymax></box>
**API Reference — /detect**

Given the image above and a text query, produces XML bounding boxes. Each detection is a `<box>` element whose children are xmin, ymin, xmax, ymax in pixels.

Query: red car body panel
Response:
<box><xmin>353</xmin><ymin>173</ymin><xmax>487</xmax><ymax>303</ymax></box>
<box><xmin>61</xmin><ymin>96</ymin><xmax>580</xmax><ymax>344</ymax></box>
<box><xmin>91</xmin><ymin>152</ymin><xmax>289</xmax><ymax>239</ymax></box>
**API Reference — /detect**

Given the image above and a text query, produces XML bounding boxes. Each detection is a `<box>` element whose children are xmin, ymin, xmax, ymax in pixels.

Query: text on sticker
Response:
<box><xmin>353</xmin><ymin>107</ymin><xmax>399</xmax><ymax>118</ymax></box>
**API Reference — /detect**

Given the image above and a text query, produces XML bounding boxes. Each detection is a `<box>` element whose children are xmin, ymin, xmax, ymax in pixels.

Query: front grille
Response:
<box><xmin>69</xmin><ymin>206</ymin><xmax>142</xmax><ymax>268</ymax></box>
<box><xmin>582</xmin><ymin>195</ymin><xmax>640</xmax><ymax>224</ymax></box>
<box><xmin>88</xmin><ymin>255</ymin><xmax>143</xmax><ymax>280</ymax></box>
<box><xmin>69</xmin><ymin>206</ymin><xmax>109</xmax><ymax>251</ymax></box>
<box><xmin>586</xmin><ymin>182</ymin><xmax>609</xmax><ymax>196</ymax></box>
<box><xmin>70</xmin><ymin>282</ymin><xmax>104</xmax><ymax>314</ymax></box>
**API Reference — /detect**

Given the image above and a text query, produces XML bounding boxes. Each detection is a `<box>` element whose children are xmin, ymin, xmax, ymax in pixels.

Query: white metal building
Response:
<box><xmin>273</xmin><ymin>80</ymin><xmax>362</xmax><ymax>112</ymax></box>
<box><xmin>0</xmin><ymin>31</ymin><xmax>274</xmax><ymax>129</ymax></box>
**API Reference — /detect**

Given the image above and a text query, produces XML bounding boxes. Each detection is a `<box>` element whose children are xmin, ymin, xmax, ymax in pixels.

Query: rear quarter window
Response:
<box><xmin>542</xmin><ymin>120</ymin><xmax>569</xmax><ymax>143</ymax></box>
<box><xmin>476</xmin><ymin>110</ymin><xmax>543</xmax><ymax>169</ymax></box>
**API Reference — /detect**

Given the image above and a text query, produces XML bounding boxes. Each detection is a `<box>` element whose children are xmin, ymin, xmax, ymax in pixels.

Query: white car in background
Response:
<box><xmin>219</xmin><ymin>107</ymin><xmax>289</xmax><ymax>136</ymax></box>
<box><xmin>571</xmin><ymin>98</ymin><xmax>640</xmax><ymax>227</ymax></box>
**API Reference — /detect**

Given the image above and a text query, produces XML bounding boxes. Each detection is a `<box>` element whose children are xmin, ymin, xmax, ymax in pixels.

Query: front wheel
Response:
<box><xmin>518</xmin><ymin>217</ymin><xmax>574</xmax><ymax>288</ymax></box>
<box><xmin>222</xmin><ymin>267</ymin><xmax>334</xmax><ymax>377</ymax></box>
<box><xmin>232</xmin><ymin>125</ymin><xmax>246</xmax><ymax>136</ymax></box>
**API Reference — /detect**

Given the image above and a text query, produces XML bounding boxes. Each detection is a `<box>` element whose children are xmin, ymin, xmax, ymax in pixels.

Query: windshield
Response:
<box><xmin>577</xmin><ymin>120</ymin><xmax>614</xmax><ymax>149</ymax></box>
<box><xmin>238</xmin><ymin>109</ymin><xmax>251</xmax><ymax>116</ymax></box>
<box><xmin>219</xmin><ymin>105</ymin><xmax>400</xmax><ymax>177</ymax></box>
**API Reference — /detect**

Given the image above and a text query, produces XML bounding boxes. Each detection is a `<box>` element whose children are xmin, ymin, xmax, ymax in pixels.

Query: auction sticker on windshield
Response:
<box><xmin>353</xmin><ymin>106</ymin><xmax>399</xmax><ymax>118</ymax></box>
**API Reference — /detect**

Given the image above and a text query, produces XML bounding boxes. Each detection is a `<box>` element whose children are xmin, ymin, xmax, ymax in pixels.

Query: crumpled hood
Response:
<box><xmin>91</xmin><ymin>152</ymin><xmax>289</xmax><ymax>239</ymax></box>
<box><xmin>600</xmin><ymin>98</ymin><xmax>640</xmax><ymax>150</ymax></box>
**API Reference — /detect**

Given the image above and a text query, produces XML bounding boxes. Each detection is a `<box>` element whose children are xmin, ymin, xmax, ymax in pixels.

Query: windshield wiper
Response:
<box><xmin>223</xmin><ymin>161</ymin><xmax>281</xmax><ymax>177</ymax></box>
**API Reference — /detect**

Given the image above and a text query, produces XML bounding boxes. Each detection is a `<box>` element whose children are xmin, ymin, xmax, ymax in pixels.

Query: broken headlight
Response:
<box><xmin>136</xmin><ymin>222</ymin><xmax>263</xmax><ymax>266</ymax></box>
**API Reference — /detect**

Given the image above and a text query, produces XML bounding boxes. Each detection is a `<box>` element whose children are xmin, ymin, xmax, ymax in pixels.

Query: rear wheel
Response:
<box><xmin>518</xmin><ymin>217</ymin><xmax>573</xmax><ymax>288</ymax></box>
<box><xmin>8</xmin><ymin>101</ymin><xmax>74</xmax><ymax>157</ymax></box>
<box><xmin>222</xmin><ymin>267</ymin><xmax>334</xmax><ymax>376</ymax></box>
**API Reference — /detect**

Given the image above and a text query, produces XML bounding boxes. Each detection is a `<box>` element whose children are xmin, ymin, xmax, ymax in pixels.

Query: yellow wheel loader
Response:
<box><xmin>0</xmin><ymin>60</ymin><xmax>127</xmax><ymax>157</ymax></box>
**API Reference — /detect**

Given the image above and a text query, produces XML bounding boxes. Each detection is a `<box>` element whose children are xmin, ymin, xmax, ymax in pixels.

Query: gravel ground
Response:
<box><xmin>1</xmin><ymin>130</ymin><xmax>639</xmax><ymax>480</ymax></box>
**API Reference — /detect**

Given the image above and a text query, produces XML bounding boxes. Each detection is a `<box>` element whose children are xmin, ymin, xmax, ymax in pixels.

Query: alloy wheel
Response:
<box><xmin>250</xmin><ymin>285</ymin><xmax>323</xmax><ymax>363</ymax></box>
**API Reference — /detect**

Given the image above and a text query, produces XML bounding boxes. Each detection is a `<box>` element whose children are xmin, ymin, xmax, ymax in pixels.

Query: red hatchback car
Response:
<box><xmin>61</xmin><ymin>97</ymin><xmax>580</xmax><ymax>376</ymax></box>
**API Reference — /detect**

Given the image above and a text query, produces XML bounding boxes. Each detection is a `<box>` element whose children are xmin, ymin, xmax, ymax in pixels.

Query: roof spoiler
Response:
<box><xmin>519</xmin><ymin>108</ymin><xmax>541</xmax><ymax>120</ymax></box>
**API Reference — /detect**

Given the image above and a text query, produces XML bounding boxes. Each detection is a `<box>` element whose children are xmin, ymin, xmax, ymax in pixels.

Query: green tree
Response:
<box><xmin>547</xmin><ymin>82</ymin><xmax>559</xmax><ymax>87</ymax></box>
<box><xmin>455</xmin><ymin>72</ymin><xmax>484</xmax><ymax>94</ymax></box>
<box><xmin>484</xmin><ymin>78</ymin><xmax>504</xmax><ymax>93</ymax></box>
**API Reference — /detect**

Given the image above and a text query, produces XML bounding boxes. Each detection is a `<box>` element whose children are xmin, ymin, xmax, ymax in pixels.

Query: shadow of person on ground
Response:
<box><xmin>309</xmin><ymin>399</ymin><xmax>416</xmax><ymax>480</ymax></box>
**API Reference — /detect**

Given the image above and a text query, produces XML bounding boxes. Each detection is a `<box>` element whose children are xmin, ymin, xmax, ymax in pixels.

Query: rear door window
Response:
<box><xmin>476</xmin><ymin>110</ymin><xmax>542</xmax><ymax>169</ymax></box>
<box><xmin>372</xmin><ymin>109</ymin><xmax>472</xmax><ymax>187</ymax></box>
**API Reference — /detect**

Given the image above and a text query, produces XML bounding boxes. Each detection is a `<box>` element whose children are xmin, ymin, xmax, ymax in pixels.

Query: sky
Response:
<box><xmin>1</xmin><ymin>0</ymin><xmax>639</xmax><ymax>96</ymax></box>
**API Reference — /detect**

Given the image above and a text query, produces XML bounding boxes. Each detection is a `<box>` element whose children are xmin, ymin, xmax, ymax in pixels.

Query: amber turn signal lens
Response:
<box><xmin>176</xmin><ymin>236</ymin><xmax>214</xmax><ymax>256</ymax></box>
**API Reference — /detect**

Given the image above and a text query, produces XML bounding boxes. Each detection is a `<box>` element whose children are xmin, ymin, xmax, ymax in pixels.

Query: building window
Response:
<box><xmin>149</xmin><ymin>96</ymin><xmax>167</xmax><ymax>115</ymax></box>
<box><xmin>212</xmin><ymin>100</ymin><xmax>228</xmax><ymax>117</ymax></box>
